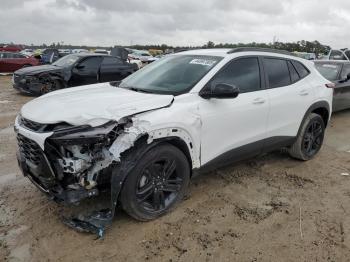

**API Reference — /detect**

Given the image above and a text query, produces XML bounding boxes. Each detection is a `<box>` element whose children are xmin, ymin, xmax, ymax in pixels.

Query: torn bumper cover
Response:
<box><xmin>15</xmin><ymin>119</ymin><xmax>141</xmax><ymax>236</ymax></box>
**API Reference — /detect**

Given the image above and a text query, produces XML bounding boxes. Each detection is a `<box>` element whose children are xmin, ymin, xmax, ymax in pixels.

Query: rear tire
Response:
<box><xmin>121</xmin><ymin>143</ymin><xmax>190</xmax><ymax>221</ymax></box>
<box><xmin>288</xmin><ymin>113</ymin><xmax>325</xmax><ymax>161</ymax></box>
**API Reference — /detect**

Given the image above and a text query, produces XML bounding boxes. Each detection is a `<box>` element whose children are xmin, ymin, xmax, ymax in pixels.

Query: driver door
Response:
<box><xmin>198</xmin><ymin>57</ymin><xmax>270</xmax><ymax>166</ymax></box>
<box><xmin>70</xmin><ymin>56</ymin><xmax>103</xmax><ymax>86</ymax></box>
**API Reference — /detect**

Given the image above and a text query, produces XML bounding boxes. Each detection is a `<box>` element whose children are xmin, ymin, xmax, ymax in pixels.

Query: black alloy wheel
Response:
<box><xmin>136</xmin><ymin>157</ymin><xmax>183</xmax><ymax>212</ymax></box>
<box><xmin>302</xmin><ymin>120</ymin><xmax>324</xmax><ymax>157</ymax></box>
<box><xmin>289</xmin><ymin>113</ymin><xmax>325</xmax><ymax>161</ymax></box>
<box><xmin>121</xmin><ymin>143</ymin><xmax>190</xmax><ymax>221</ymax></box>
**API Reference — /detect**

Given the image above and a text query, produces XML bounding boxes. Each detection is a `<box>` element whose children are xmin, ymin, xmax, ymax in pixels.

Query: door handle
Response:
<box><xmin>299</xmin><ymin>90</ymin><xmax>309</xmax><ymax>96</ymax></box>
<box><xmin>252</xmin><ymin>98</ymin><xmax>266</xmax><ymax>104</ymax></box>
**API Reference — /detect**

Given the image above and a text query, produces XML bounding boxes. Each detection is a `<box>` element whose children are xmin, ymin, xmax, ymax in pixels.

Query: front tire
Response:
<box><xmin>40</xmin><ymin>79</ymin><xmax>63</xmax><ymax>95</ymax></box>
<box><xmin>289</xmin><ymin>113</ymin><xmax>325</xmax><ymax>160</ymax></box>
<box><xmin>120</xmin><ymin>143</ymin><xmax>190</xmax><ymax>221</ymax></box>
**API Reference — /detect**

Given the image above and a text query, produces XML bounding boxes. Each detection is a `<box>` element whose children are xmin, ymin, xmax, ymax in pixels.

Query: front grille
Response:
<box><xmin>17</xmin><ymin>134</ymin><xmax>42</xmax><ymax>165</ymax></box>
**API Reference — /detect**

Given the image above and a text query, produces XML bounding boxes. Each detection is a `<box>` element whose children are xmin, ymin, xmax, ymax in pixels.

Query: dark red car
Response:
<box><xmin>0</xmin><ymin>45</ymin><xmax>22</xmax><ymax>52</ymax></box>
<box><xmin>0</xmin><ymin>52</ymin><xmax>40</xmax><ymax>73</ymax></box>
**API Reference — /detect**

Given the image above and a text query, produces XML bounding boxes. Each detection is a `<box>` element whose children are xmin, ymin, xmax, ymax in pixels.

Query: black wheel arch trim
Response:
<box><xmin>296</xmin><ymin>101</ymin><xmax>330</xmax><ymax>139</ymax></box>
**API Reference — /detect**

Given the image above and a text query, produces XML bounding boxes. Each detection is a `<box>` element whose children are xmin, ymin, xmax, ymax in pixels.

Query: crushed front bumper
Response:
<box><xmin>16</xmin><ymin>139</ymin><xmax>99</xmax><ymax>204</ymax></box>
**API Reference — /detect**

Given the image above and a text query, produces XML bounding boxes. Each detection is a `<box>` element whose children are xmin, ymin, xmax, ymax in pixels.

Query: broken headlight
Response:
<box><xmin>49</xmin><ymin>121</ymin><xmax>118</xmax><ymax>145</ymax></box>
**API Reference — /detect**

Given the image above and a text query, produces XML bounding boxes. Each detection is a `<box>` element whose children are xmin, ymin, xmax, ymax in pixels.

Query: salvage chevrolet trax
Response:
<box><xmin>15</xmin><ymin>48</ymin><xmax>333</xmax><ymax>235</ymax></box>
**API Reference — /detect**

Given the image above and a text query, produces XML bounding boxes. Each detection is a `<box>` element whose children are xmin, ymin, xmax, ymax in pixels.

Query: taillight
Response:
<box><xmin>325</xmin><ymin>83</ymin><xmax>335</xmax><ymax>88</ymax></box>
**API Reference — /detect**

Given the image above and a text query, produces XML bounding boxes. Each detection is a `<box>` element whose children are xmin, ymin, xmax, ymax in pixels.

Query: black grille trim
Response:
<box><xmin>17</xmin><ymin>134</ymin><xmax>42</xmax><ymax>165</ymax></box>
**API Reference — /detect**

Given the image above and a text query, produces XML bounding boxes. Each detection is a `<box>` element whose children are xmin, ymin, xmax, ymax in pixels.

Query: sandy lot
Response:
<box><xmin>0</xmin><ymin>75</ymin><xmax>350</xmax><ymax>262</ymax></box>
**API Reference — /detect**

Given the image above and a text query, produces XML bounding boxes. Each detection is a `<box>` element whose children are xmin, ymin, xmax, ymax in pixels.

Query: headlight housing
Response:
<box><xmin>48</xmin><ymin>121</ymin><xmax>118</xmax><ymax>145</ymax></box>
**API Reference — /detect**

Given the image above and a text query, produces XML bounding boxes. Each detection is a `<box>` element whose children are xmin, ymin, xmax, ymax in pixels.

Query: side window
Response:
<box><xmin>287</xmin><ymin>61</ymin><xmax>300</xmax><ymax>83</ymax></box>
<box><xmin>291</xmin><ymin>61</ymin><xmax>310</xmax><ymax>78</ymax></box>
<box><xmin>341</xmin><ymin>64</ymin><xmax>350</xmax><ymax>79</ymax></box>
<box><xmin>209</xmin><ymin>57</ymin><xmax>260</xmax><ymax>93</ymax></box>
<box><xmin>329</xmin><ymin>50</ymin><xmax>346</xmax><ymax>60</ymax></box>
<box><xmin>102</xmin><ymin>57</ymin><xmax>122</xmax><ymax>65</ymax></box>
<box><xmin>345</xmin><ymin>50</ymin><xmax>350</xmax><ymax>60</ymax></box>
<box><xmin>264</xmin><ymin>58</ymin><xmax>291</xmax><ymax>88</ymax></box>
<box><xmin>77</xmin><ymin>57</ymin><xmax>103</xmax><ymax>69</ymax></box>
<box><xmin>4</xmin><ymin>53</ymin><xmax>13</xmax><ymax>58</ymax></box>
<box><xmin>13</xmin><ymin>54</ymin><xmax>25</xmax><ymax>58</ymax></box>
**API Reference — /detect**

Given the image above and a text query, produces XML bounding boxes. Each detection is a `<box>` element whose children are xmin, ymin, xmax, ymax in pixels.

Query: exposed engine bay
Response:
<box><xmin>16</xmin><ymin>117</ymin><xmax>140</xmax><ymax>236</ymax></box>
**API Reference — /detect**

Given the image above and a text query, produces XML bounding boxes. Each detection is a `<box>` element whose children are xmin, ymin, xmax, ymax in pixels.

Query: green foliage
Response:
<box><xmin>10</xmin><ymin>39</ymin><xmax>331</xmax><ymax>55</ymax></box>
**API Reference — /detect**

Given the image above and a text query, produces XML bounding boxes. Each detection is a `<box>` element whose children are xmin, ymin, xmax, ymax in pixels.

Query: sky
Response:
<box><xmin>1</xmin><ymin>0</ymin><xmax>350</xmax><ymax>48</ymax></box>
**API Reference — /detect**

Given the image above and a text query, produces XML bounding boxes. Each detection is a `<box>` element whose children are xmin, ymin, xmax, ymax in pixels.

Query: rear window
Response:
<box><xmin>314</xmin><ymin>63</ymin><xmax>341</xmax><ymax>81</ymax></box>
<box><xmin>264</xmin><ymin>58</ymin><xmax>291</xmax><ymax>88</ymax></box>
<box><xmin>291</xmin><ymin>61</ymin><xmax>310</xmax><ymax>78</ymax></box>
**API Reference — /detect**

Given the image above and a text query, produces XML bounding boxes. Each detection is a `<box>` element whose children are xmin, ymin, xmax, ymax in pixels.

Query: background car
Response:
<box><xmin>326</xmin><ymin>49</ymin><xmax>350</xmax><ymax>61</ymax></box>
<box><xmin>13</xmin><ymin>53</ymin><xmax>138</xmax><ymax>95</ymax></box>
<box><xmin>94</xmin><ymin>49</ymin><xmax>109</xmax><ymax>54</ymax></box>
<box><xmin>0</xmin><ymin>45</ymin><xmax>22</xmax><ymax>52</ymax></box>
<box><xmin>40</xmin><ymin>48</ymin><xmax>61</xmax><ymax>64</ymax></box>
<box><xmin>129</xmin><ymin>50</ymin><xmax>157</xmax><ymax>63</ymax></box>
<box><xmin>314</xmin><ymin>60</ymin><xmax>350</xmax><ymax>112</ymax></box>
<box><xmin>20</xmin><ymin>49</ymin><xmax>35</xmax><ymax>57</ymax></box>
<box><xmin>0</xmin><ymin>52</ymin><xmax>40</xmax><ymax>73</ymax></box>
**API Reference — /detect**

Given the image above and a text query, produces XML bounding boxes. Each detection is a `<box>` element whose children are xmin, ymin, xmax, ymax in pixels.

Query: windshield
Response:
<box><xmin>119</xmin><ymin>55</ymin><xmax>222</xmax><ymax>95</ymax></box>
<box><xmin>315</xmin><ymin>63</ymin><xmax>341</xmax><ymax>81</ymax></box>
<box><xmin>52</xmin><ymin>54</ymin><xmax>80</xmax><ymax>67</ymax></box>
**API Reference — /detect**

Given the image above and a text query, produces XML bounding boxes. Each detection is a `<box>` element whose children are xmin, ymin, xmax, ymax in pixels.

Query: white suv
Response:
<box><xmin>15</xmin><ymin>48</ymin><xmax>333</xmax><ymax>235</ymax></box>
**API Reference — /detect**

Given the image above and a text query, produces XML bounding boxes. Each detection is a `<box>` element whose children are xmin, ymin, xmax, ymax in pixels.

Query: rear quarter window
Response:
<box><xmin>291</xmin><ymin>61</ymin><xmax>310</xmax><ymax>79</ymax></box>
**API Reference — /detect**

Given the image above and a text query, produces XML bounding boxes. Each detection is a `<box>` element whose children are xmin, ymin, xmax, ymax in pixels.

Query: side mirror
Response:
<box><xmin>75</xmin><ymin>64</ymin><xmax>85</xmax><ymax>70</ymax></box>
<box><xmin>347</xmin><ymin>73</ymin><xmax>350</xmax><ymax>80</ymax></box>
<box><xmin>200</xmin><ymin>83</ymin><xmax>240</xmax><ymax>99</ymax></box>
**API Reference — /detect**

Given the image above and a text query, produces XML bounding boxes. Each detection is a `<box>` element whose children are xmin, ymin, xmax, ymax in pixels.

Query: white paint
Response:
<box><xmin>20</xmin><ymin>83</ymin><xmax>174</xmax><ymax>127</ymax></box>
<box><xmin>17</xmin><ymin>49</ymin><xmax>333</xmax><ymax>169</ymax></box>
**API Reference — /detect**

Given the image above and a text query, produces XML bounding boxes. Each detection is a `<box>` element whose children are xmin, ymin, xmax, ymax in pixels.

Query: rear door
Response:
<box><xmin>99</xmin><ymin>56</ymin><xmax>131</xmax><ymax>82</ymax></box>
<box><xmin>264</xmin><ymin>58</ymin><xmax>315</xmax><ymax>139</ymax></box>
<box><xmin>334</xmin><ymin>64</ymin><xmax>350</xmax><ymax>111</ymax></box>
<box><xmin>199</xmin><ymin>56</ymin><xmax>270</xmax><ymax>165</ymax></box>
<box><xmin>0</xmin><ymin>53</ymin><xmax>19</xmax><ymax>72</ymax></box>
<box><xmin>70</xmin><ymin>56</ymin><xmax>103</xmax><ymax>86</ymax></box>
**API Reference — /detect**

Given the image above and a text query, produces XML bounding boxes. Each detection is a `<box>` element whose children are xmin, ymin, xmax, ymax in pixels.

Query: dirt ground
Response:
<box><xmin>0</xmin><ymin>75</ymin><xmax>350</xmax><ymax>262</ymax></box>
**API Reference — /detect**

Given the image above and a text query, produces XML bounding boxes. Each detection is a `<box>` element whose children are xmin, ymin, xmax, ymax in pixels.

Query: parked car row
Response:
<box><xmin>0</xmin><ymin>51</ymin><xmax>40</xmax><ymax>72</ymax></box>
<box><xmin>12</xmin><ymin>53</ymin><xmax>138</xmax><ymax>95</ymax></box>
<box><xmin>14</xmin><ymin>47</ymin><xmax>337</xmax><ymax>235</ymax></box>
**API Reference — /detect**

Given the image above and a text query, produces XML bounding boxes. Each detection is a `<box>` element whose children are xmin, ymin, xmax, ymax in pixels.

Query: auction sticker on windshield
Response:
<box><xmin>190</xmin><ymin>59</ymin><xmax>217</xmax><ymax>66</ymax></box>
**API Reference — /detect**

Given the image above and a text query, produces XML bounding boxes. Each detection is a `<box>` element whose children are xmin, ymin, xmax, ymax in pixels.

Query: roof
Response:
<box><xmin>175</xmin><ymin>48</ymin><xmax>295</xmax><ymax>58</ymax></box>
<box><xmin>73</xmin><ymin>52</ymin><xmax>109</xmax><ymax>57</ymax></box>
<box><xmin>174</xmin><ymin>49</ymin><xmax>231</xmax><ymax>57</ymax></box>
<box><xmin>314</xmin><ymin>60</ymin><xmax>350</xmax><ymax>64</ymax></box>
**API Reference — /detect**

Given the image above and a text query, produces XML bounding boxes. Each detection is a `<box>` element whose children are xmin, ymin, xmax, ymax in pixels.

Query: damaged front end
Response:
<box><xmin>16</xmin><ymin>116</ymin><xmax>140</xmax><ymax>237</ymax></box>
<box><xmin>13</xmin><ymin>73</ymin><xmax>64</xmax><ymax>95</ymax></box>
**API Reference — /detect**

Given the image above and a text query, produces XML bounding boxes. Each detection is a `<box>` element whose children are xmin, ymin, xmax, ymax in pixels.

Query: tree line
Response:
<box><xmin>2</xmin><ymin>40</ymin><xmax>332</xmax><ymax>55</ymax></box>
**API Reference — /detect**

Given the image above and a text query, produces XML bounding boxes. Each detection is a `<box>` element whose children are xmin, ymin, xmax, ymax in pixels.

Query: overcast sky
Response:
<box><xmin>1</xmin><ymin>0</ymin><xmax>350</xmax><ymax>48</ymax></box>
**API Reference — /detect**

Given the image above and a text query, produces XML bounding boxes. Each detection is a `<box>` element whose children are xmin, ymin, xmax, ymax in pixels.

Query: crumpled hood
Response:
<box><xmin>15</xmin><ymin>64</ymin><xmax>62</xmax><ymax>75</ymax></box>
<box><xmin>21</xmin><ymin>83</ymin><xmax>174</xmax><ymax>126</ymax></box>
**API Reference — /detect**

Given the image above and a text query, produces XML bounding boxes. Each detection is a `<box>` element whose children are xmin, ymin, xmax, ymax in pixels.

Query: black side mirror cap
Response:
<box><xmin>75</xmin><ymin>65</ymin><xmax>85</xmax><ymax>70</ymax></box>
<box><xmin>200</xmin><ymin>83</ymin><xmax>240</xmax><ymax>99</ymax></box>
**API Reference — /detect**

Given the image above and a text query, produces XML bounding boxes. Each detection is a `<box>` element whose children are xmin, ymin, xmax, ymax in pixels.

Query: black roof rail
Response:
<box><xmin>227</xmin><ymin>47</ymin><xmax>294</xmax><ymax>56</ymax></box>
